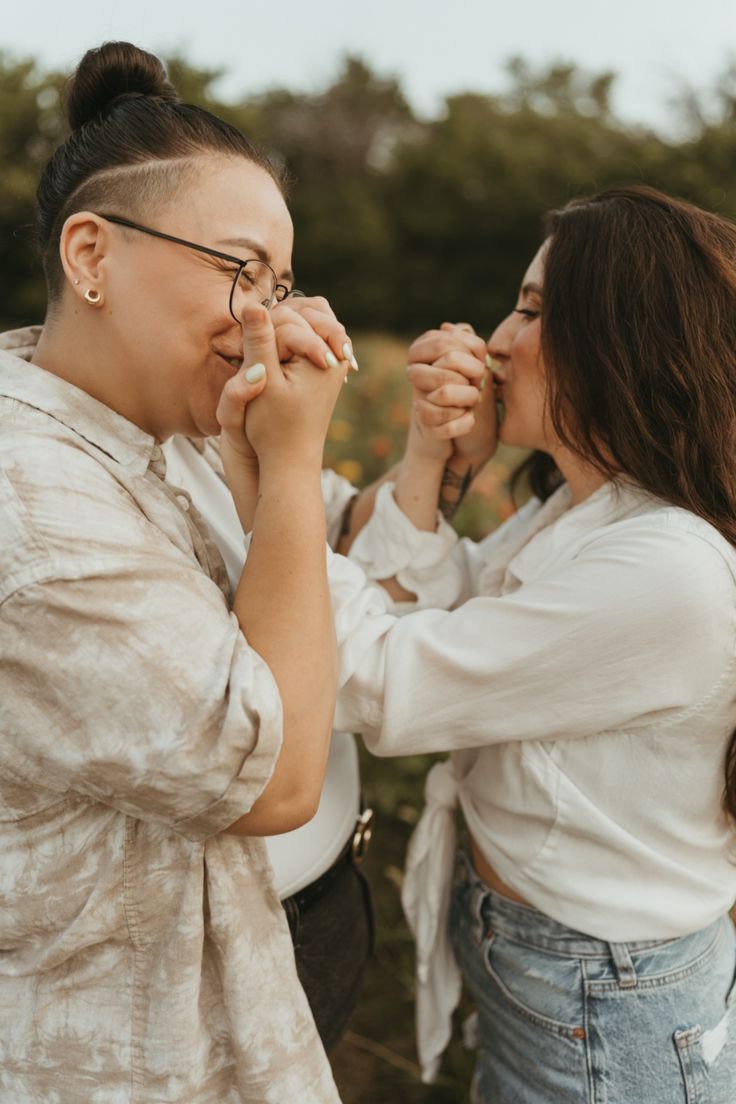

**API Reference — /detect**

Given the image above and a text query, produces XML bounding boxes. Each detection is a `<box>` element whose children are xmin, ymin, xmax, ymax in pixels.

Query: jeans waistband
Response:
<box><xmin>455</xmin><ymin>848</ymin><xmax>713</xmax><ymax>962</ymax></box>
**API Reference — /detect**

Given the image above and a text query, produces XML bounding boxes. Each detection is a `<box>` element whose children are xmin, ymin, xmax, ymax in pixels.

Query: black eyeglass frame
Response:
<box><xmin>95</xmin><ymin>213</ymin><xmax>295</xmax><ymax>321</ymax></box>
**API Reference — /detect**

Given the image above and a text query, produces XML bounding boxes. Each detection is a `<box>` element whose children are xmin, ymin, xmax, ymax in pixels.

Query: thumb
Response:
<box><xmin>241</xmin><ymin>303</ymin><xmax>280</xmax><ymax>373</ymax></box>
<box><xmin>216</xmin><ymin>360</ymin><xmax>268</xmax><ymax>435</ymax></box>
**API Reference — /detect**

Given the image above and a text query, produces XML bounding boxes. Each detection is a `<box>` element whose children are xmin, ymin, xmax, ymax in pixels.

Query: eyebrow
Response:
<box><xmin>521</xmin><ymin>281</ymin><xmax>543</xmax><ymax>297</ymax></box>
<box><xmin>218</xmin><ymin>236</ymin><xmax>294</xmax><ymax>285</ymax></box>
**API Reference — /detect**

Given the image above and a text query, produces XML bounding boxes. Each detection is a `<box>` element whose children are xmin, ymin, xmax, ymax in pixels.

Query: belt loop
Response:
<box><xmin>608</xmin><ymin>942</ymin><xmax>638</xmax><ymax>989</ymax></box>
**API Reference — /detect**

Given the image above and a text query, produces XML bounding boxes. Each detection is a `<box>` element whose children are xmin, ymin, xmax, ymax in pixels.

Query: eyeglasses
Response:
<box><xmin>95</xmin><ymin>213</ymin><xmax>296</xmax><ymax>322</ymax></box>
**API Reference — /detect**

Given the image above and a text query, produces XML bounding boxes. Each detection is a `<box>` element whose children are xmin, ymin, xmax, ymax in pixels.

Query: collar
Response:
<box><xmin>505</xmin><ymin>479</ymin><xmax>651</xmax><ymax>586</ymax></box>
<box><xmin>0</xmin><ymin>326</ymin><xmax>157</xmax><ymax>475</ymax></box>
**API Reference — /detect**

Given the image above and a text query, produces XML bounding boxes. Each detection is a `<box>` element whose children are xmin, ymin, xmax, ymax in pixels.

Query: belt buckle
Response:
<box><xmin>352</xmin><ymin>807</ymin><xmax>374</xmax><ymax>863</ymax></box>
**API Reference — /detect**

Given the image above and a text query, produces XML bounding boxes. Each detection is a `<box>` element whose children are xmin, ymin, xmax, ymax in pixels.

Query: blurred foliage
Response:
<box><xmin>4</xmin><ymin>49</ymin><xmax>736</xmax><ymax>333</ymax></box>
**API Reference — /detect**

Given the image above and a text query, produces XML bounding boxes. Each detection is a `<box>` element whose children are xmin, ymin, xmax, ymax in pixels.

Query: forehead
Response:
<box><xmin>173</xmin><ymin>156</ymin><xmax>293</xmax><ymax>260</ymax></box>
<box><xmin>522</xmin><ymin>241</ymin><xmax>548</xmax><ymax>290</ymax></box>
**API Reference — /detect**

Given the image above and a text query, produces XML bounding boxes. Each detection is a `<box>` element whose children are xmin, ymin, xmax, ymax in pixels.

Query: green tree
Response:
<box><xmin>237</xmin><ymin>57</ymin><xmax>416</xmax><ymax>325</ymax></box>
<box><xmin>0</xmin><ymin>53</ymin><xmax>66</xmax><ymax>325</ymax></box>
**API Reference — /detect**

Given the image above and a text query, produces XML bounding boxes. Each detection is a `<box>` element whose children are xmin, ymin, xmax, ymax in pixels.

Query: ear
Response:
<box><xmin>59</xmin><ymin>212</ymin><xmax>111</xmax><ymax>305</ymax></box>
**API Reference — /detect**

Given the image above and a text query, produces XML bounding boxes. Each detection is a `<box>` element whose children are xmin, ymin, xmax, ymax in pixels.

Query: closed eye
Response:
<box><xmin>513</xmin><ymin>308</ymin><xmax>540</xmax><ymax>320</ymax></box>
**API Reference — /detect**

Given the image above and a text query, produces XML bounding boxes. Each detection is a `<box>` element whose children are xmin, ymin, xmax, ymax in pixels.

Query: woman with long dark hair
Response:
<box><xmin>331</xmin><ymin>185</ymin><xmax>736</xmax><ymax>1101</ymax></box>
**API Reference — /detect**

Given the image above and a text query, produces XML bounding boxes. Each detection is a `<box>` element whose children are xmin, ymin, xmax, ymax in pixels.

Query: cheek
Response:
<box><xmin>515</xmin><ymin>322</ymin><xmax>542</xmax><ymax>364</ymax></box>
<box><xmin>188</xmin><ymin>354</ymin><xmax>236</xmax><ymax>432</ymax></box>
<box><xmin>510</xmin><ymin>332</ymin><xmax>543</xmax><ymax>392</ymax></box>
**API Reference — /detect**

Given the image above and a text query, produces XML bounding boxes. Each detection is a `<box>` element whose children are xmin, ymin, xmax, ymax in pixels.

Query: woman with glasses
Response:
<box><xmin>319</xmin><ymin>185</ymin><xmax>736</xmax><ymax>1102</ymax></box>
<box><xmin>0</xmin><ymin>40</ymin><xmax>369</xmax><ymax>1103</ymax></box>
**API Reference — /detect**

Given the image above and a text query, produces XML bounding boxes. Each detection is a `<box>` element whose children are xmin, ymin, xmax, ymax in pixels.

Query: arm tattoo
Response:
<box><xmin>439</xmin><ymin>464</ymin><xmax>474</xmax><ymax>521</ymax></box>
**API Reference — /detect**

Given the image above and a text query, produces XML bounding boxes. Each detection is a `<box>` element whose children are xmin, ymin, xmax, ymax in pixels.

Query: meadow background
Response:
<box><xmin>3</xmin><ymin>48</ymin><xmax>736</xmax><ymax>1100</ymax></box>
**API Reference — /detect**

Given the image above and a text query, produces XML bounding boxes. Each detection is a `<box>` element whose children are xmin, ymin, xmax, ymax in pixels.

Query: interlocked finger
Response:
<box><xmin>274</xmin><ymin>318</ymin><xmax>344</xmax><ymax>372</ymax></box>
<box><xmin>422</xmin><ymin>410</ymin><xmax>477</xmax><ymax>440</ymax></box>
<box><xmin>273</xmin><ymin>296</ymin><xmax>357</xmax><ymax>370</ymax></box>
<box><xmin>425</xmin><ymin>382</ymin><xmax>482</xmax><ymax>409</ymax></box>
<box><xmin>408</xmin><ymin>326</ymin><xmax>487</xmax><ymax>368</ymax></box>
<box><xmin>415</xmin><ymin>396</ymin><xmax>468</xmax><ymax>427</ymax></box>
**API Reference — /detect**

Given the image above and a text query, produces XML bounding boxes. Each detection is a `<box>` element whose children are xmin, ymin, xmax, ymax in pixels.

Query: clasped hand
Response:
<box><xmin>407</xmin><ymin>322</ymin><xmax>499</xmax><ymax>472</ymax></box>
<box><xmin>216</xmin><ymin>295</ymin><xmax>356</xmax><ymax>474</ymax></box>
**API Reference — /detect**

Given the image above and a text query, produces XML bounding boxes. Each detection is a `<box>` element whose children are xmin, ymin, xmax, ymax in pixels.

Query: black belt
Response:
<box><xmin>286</xmin><ymin>806</ymin><xmax>374</xmax><ymax>913</ymax></box>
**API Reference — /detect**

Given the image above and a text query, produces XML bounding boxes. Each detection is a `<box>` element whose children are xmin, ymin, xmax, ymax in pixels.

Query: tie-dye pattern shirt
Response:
<box><xmin>0</xmin><ymin>329</ymin><xmax>341</xmax><ymax>1104</ymax></box>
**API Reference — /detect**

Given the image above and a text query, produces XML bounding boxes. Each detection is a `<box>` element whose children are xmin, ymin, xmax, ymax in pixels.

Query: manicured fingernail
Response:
<box><xmin>485</xmin><ymin>354</ymin><xmax>494</xmax><ymax>369</ymax></box>
<box><xmin>326</xmin><ymin>351</ymin><xmax>339</xmax><ymax>369</ymax></box>
<box><xmin>350</xmin><ymin>355</ymin><xmax>359</xmax><ymax>372</ymax></box>
<box><xmin>479</xmin><ymin>375</ymin><xmax>486</xmax><ymax>391</ymax></box>
<box><xmin>245</xmin><ymin>363</ymin><xmax>266</xmax><ymax>383</ymax></box>
<box><xmin>342</xmin><ymin>342</ymin><xmax>352</xmax><ymax>360</ymax></box>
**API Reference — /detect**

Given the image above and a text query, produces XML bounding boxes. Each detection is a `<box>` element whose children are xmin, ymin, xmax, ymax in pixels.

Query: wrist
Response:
<box><xmin>219</xmin><ymin>436</ymin><xmax>259</xmax><ymax>475</ymax></box>
<box><xmin>401</xmin><ymin>447</ymin><xmax>448</xmax><ymax>477</ymax></box>
<box><xmin>447</xmin><ymin>445</ymin><xmax>494</xmax><ymax>476</ymax></box>
<box><xmin>257</xmin><ymin>455</ymin><xmax>323</xmax><ymax>486</ymax></box>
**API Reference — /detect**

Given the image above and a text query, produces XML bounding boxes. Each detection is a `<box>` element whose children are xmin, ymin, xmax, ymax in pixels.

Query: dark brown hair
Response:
<box><xmin>515</xmin><ymin>184</ymin><xmax>736</xmax><ymax>820</ymax></box>
<box><xmin>36</xmin><ymin>41</ymin><xmax>284</xmax><ymax>303</ymax></box>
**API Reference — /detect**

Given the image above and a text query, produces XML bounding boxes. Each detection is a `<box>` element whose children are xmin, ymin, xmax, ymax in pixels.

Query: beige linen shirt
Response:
<box><xmin>0</xmin><ymin>329</ymin><xmax>341</xmax><ymax>1103</ymax></box>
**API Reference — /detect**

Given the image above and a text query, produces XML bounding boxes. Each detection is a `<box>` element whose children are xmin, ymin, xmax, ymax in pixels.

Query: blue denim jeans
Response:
<box><xmin>449</xmin><ymin>849</ymin><xmax>736</xmax><ymax>1103</ymax></box>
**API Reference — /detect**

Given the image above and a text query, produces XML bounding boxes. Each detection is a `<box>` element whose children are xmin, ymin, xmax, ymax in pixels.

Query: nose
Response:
<box><xmin>487</xmin><ymin>311</ymin><xmax>517</xmax><ymax>374</ymax></box>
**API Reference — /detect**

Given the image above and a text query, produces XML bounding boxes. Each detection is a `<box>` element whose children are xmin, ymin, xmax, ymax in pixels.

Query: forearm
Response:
<box><xmin>393</xmin><ymin>450</ymin><xmax>446</xmax><ymax>531</ymax></box>
<box><xmin>438</xmin><ymin>454</ymin><xmax>482</xmax><ymax>521</ymax></box>
<box><xmin>227</xmin><ymin>465</ymin><xmax>337</xmax><ymax>834</ymax></box>
<box><xmin>219</xmin><ymin>441</ymin><xmax>260</xmax><ymax>532</ymax></box>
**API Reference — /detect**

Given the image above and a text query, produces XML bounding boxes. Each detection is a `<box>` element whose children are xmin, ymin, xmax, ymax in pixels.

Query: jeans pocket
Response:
<box><xmin>675</xmin><ymin>923</ymin><xmax>736</xmax><ymax>1104</ymax></box>
<box><xmin>675</xmin><ymin>1027</ymin><xmax>708</xmax><ymax>1104</ymax></box>
<box><xmin>483</xmin><ymin>932</ymin><xmax>586</xmax><ymax>1042</ymax></box>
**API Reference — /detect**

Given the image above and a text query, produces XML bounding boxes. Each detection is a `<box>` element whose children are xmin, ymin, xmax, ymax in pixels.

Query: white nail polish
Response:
<box><xmin>245</xmin><ymin>363</ymin><xmax>266</xmax><ymax>383</ymax></box>
<box><xmin>485</xmin><ymin>354</ymin><xmax>494</xmax><ymax>369</ymax></box>
<box><xmin>342</xmin><ymin>342</ymin><xmax>352</xmax><ymax>360</ymax></box>
<box><xmin>351</xmin><ymin>355</ymin><xmax>359</xmax><ymax>372</ymax></box>
<box><xmin>326</xmin><ymin>351</ymin><xmax>339</xmax><ymax>369</ymax></box>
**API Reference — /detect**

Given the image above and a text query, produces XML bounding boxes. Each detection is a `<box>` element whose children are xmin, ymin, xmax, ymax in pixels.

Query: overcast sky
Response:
<box><xmin>6</xmin><ymin>0</ymin><xmax>736</xmax><ymax>134</ymax></box>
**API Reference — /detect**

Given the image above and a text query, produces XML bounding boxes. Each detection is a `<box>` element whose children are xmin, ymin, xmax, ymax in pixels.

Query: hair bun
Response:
<box><xmin>67</xmin><ymin>41</ymin><xmax>179</xmax><ymax>130</ymax></box>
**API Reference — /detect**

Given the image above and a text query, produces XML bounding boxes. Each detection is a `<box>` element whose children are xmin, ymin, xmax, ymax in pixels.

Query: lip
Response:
<box><xmin>215</xmin><ymin>352</ymin><xmax>243</xmax><ymax>371</ymax></box>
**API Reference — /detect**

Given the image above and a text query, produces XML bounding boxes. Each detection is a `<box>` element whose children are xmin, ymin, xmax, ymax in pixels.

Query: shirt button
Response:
<box><xmin>176</xmin><ymin>494</ymin><xmax>190</xmax><ymax>511</ymax></box>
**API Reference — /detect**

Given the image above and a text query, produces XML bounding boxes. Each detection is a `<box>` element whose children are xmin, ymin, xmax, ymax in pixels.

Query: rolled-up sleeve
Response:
<box><xmin>347</xmin><ymin>481</ymin><xmax>541</xmax><ymax>610</ymax></box>
<box><xmin>347</xmin><ymin>482</ymin><xmax>462</xmax><ymax>608</ymax></box>
<box><xmin>0</xmin><ymin>557</ymin><xmax>283</xmax><ymax>842</ymax></box>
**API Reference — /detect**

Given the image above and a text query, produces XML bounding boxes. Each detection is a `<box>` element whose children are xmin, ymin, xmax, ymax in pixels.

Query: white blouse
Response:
<box><xmin>162</xmin><ymin>435</ymin><xmax>361</xmax><ymax>898</ymax></box>
<box><xmin>326</xmin><ymin>478</ymin><xmax>736</xmax><ymax>1081</ymax></box>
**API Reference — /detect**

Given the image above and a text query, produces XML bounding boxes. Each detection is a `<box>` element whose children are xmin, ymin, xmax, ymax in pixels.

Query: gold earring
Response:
<box><xmin>84</xmin><ymin>288</ymin><xmax>102</xmax><ymax>305</ymax></box>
